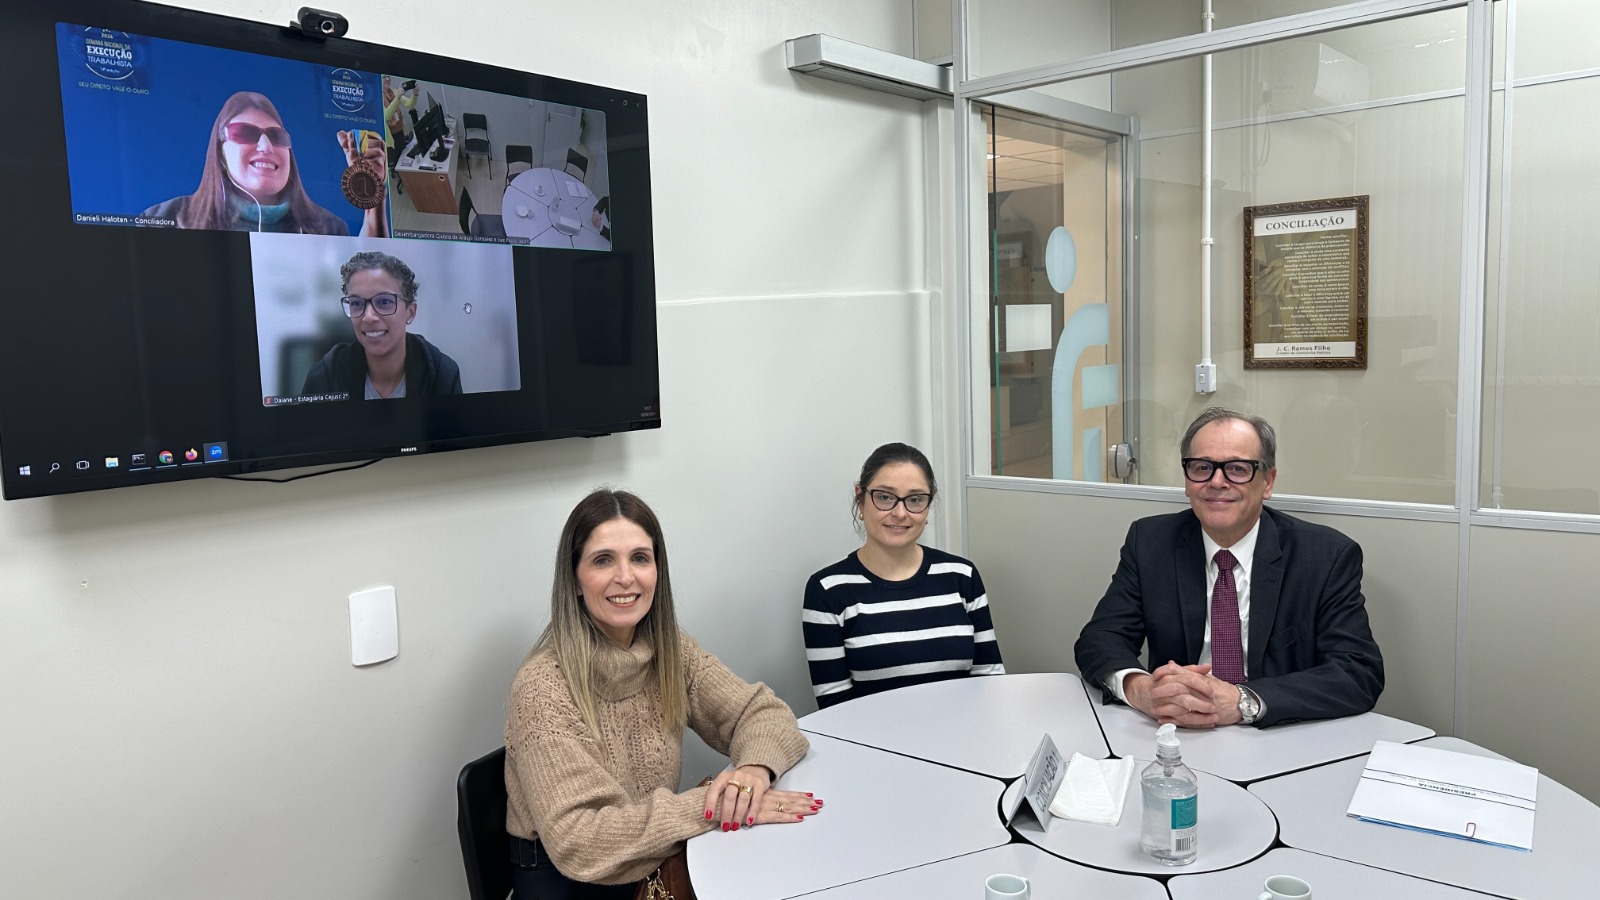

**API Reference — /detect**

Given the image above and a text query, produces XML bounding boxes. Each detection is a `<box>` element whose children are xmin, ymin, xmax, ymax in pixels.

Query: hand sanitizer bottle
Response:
<box><xmin>1139</xmin><ymin>723</ymin><xmax>1198</xmax><ymax>865</ymax></box>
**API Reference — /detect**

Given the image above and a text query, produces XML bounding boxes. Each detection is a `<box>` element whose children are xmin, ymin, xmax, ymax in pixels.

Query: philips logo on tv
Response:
<box><xmin>328</xmin><ymin>67</ymin><xmax>368</xmax><ymax>113</ymax></box>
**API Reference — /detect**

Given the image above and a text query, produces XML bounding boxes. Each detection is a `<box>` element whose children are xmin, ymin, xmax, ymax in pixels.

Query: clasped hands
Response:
<box><xmin>1124</xmin><ymin>661</ymin><xmax>1242</xmax><ymax>728</ymax></box>
<box><xmin>703</xmin><ymin>764</ymin><xmax>823</xmax><ymax>832</ymax></box>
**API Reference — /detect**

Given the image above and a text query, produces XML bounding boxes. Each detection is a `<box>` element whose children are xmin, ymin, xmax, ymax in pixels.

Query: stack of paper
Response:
<box><xmin>1346</xmin><ymin>741</ymin><xmax>1538</xmax><ymax>851</ymax></box>
<box><xmin>1050</xmin><ymin>753</ymin><xmax>1135</xmax><ymax>826</ymax></box>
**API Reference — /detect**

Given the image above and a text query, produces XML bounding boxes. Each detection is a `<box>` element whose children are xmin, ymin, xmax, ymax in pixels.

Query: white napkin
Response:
<box><xmin>1049</xmin><ymin>753</ymin><xmax>1135</xmax><ymax>825</ymax></box>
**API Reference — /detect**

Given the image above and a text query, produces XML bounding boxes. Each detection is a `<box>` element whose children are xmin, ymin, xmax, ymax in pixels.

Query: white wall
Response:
<box><xmin>0</xmin><ymin>1</ymin><xmax>931</xmax><ymax>897</ymax></box>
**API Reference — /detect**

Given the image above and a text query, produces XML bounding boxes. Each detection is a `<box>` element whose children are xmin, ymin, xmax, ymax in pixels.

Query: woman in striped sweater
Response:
<box><xmin>802</xmin><ymin>443</ymin><xmax>1006</xmax><ymax>708</ymax></box>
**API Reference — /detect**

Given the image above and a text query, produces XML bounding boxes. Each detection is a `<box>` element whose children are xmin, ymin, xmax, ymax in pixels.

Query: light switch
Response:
<box><xmin>349</xmin><ymin>586</ymin><xmax>398</xmax><ymax>666</ymax></box>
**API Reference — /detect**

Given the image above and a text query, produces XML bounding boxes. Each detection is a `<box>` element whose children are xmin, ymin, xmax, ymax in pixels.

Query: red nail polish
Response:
<box><xmin>795</xmin><ymin>815</ymin><xmax>804</xmax><ymax>822</ymax></box>
<box><xmin>746</xmin><ymin>816</ymin><xmax>754</xmax><ymax>826</ymax></box>
<box><xmin>705</xmin><ymin>810</ymin><xmax>713</xmax><ymax>819</ymax></box>
<box><xmin>721</xmin><ymin>822</ymin><xmax>729</xmax><ymax>832</ymax></box>
<box><xmin>805</xmin><ymin>793</ymin><xmax>813</xmax><ymax>797</ymax></box>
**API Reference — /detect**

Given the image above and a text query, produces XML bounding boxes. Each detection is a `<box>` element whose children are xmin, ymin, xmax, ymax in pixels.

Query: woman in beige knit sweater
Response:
<box><xmin>505</xmin><ymin>489</ymin><xmax>821</xmax><ymax>898</ymax></box>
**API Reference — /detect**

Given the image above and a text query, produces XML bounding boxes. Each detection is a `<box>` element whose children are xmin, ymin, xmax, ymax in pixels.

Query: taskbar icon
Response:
<box><xmin>57</xmin><ymin>442</ymin><xmax>232</xmax><ymax>476</ymax></box>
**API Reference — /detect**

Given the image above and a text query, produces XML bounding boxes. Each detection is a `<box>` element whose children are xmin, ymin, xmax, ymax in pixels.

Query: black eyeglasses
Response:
<box><xmin>341</xmin><ymin>292</ymin><xmax>404</xmax><ymax>318</ymax></box>
<box><xmin>1181</xmin><ymin>458</ymin><xmax>1265</xmax><ymax>484</ymax></box>
<box><xmin>866</xmin><ymin>489</ymin><xmax>932</xmax><ymax>514</ymax></box>
<box><xmin>221</xmin><ymin>122</ymin><xmax>293</xmax><ymax>149</ymax></box>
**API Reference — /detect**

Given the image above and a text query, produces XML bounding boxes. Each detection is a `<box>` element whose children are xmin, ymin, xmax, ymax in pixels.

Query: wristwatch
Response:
<box><xmin>1236</xmin><ymin>685</ymin><xmax>1262</xmax><ymax>725</ymax></box>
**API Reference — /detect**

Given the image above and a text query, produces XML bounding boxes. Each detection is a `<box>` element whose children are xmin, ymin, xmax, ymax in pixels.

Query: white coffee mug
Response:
<box><xmin>985</xmin><ymin>872</ymin><xmax>1030</xmax><ymax>900</ymax></box>
<box><xmin>1258</xmin><ymin>874</ymin><xmax>1312</xmax><ymax>900</ymax></box>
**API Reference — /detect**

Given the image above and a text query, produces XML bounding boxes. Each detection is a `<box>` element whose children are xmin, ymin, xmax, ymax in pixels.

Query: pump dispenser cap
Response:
<box><xmin>1156</xmin><ymin>722</ymin><xmax>1180</xmax><ymax>751</ymax></box>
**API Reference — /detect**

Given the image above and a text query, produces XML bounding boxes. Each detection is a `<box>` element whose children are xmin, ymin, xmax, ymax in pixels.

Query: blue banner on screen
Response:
<box><xmin>56</xmin><ymin>22</ymin><xmax>384</xmax><ymax>236</ymax></box>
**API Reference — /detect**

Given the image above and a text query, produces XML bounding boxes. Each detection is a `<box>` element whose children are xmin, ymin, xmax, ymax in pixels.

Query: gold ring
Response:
<box><xmin>727</xmin><ymin>780</ymin><xmax>746</xmax><ymax>792</ymax></box>
<box><xmin>776</xmin><ymin>802</ymin><xmax>786</xmax><ymax>813</ymax></box>
<box><xmin>739</xmin><ymin>783</ymin><xmax>753</xmax><ymax>795</ymax></box>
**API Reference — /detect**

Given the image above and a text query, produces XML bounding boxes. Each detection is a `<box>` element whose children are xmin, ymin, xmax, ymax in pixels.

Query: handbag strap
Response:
<box><xmin>638</xmin><ymin>867</ymin><xmax>672</xmax><ymax>900</ymax></box>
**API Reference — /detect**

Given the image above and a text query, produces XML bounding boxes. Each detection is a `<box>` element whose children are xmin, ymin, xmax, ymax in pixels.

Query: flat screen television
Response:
<box><xmin>0</xmin><ymin>0</ymin><xmax>659</xmax><ymax>499</ymax></box>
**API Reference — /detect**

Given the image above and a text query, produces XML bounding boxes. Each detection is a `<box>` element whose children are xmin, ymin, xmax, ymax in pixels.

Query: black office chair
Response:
<box><xmin>564</xmin><ymin>147</ymin><xmax>588</xmax><ymax>182</ymax></box>
<box><xmin>462</xmin><ymin>113</ymin><xmax>492</xmax><ymax>178</ymax></box>
<box><xmin>505</xmin><ymin>144</ymin><xmax>534</xmax><ymax>181</ymax></box>
<box><xmin>458</xmin><ymin>187</ymin><xmax>506</xmax><ymax>238</ymax></box>
<box><xmin>457</xmin><ymin>746</ymin><xmax>512</xmax><ymax>900</ymax></box>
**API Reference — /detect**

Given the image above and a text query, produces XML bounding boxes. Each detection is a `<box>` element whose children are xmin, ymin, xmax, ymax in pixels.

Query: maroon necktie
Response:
<box><xmin>1210</xmin><ymin>549</ymin><xmax>1245</xmax><ymax>684</ymax></box>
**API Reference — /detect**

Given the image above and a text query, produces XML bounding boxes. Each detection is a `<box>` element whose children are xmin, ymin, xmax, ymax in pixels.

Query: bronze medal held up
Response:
<box><xmin>341</xmin><ymin>157</ymin><xmax>385</xmax><ymax>210</ymax></box>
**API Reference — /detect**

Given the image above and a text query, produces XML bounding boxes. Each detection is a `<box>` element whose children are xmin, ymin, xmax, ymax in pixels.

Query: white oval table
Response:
<box><xmin>798</xmin><ymin>673</ymin><xmax>1108</xmax><ymax>778</ymax></box>
<box><xmin>1169</xmin><ymin>847</ymin><xmax>1500</xmax><ymax>899</ymax></box>
<box><xmin>1249</xmin><ymin>736</ymin><xmax>1600</xmax><ymax>900</ymax></box>
<box><xmin>686</xmin><ymin>675</ymin><xmax>1593</xmax><ymax>900</ymax></box>
<box><xmin>1005</xmin><ymin>760</ymin><xmax>1278</xmax><ymax>875</ymax></box>
<box><xmin>1093</xmin><ymin>699</ymin><xmax>1434</xmax><ymax>782</ymax></box>
<box><xmin>687</xmin><ymin>733</ymin><xmax>1010</xmax><ymax>900</ymax></box>
<box><xmin>800</xmin><ymin>843</ymin><xmax>1168</xmax><ymax>899</ymax></box>
<box><xmin>500</xmin><ymin>167</ymin><xmax>609</xmax><ymax>250</ymax></box>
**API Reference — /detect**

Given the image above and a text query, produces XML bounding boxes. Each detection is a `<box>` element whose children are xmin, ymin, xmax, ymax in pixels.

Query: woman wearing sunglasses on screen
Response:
<box><xmin>505</xmin><ymin>489</ymin><xmax>819</xmax><ymax>897</ymax></box>
<box><xmin>802</xmin><ymin>442</ymin><xmax>1006</xmax><ymax>709</ymax></box>
<box><xmin>142</xmin><ymin>91</ymin><xmax>385</xmax><ymax>235</ymax></box>
<box><xmin>299</xmin><ymin>251</ymin><xmax>462</xmax><ymax>400</ymax></box>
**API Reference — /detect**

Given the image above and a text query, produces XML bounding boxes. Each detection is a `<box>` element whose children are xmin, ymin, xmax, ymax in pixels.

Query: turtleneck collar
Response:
<box><xmin>591</xmin><ymin>634</ymin><xmax>655</xmax><ymax>703</ymax></box>
<box><xmin>228</xmin><ymin>188</ymin><xmax>290</xmax><ymax>226</ymax></box>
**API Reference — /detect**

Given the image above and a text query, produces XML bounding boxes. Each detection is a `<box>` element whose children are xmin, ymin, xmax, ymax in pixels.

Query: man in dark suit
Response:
<box><xmin>1074</xmin><ymin>408</ymin><xmax>1383</xmax><ymax>728</ymax></box>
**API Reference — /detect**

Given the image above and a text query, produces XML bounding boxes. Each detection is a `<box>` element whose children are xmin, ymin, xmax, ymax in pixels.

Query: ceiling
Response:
<box><xmin>986</xmin><ymin>129</ymin><xmax>1110</xmax><ymax>193</ymax></box>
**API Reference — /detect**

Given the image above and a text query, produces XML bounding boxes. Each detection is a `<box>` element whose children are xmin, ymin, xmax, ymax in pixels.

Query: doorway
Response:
<box><xmin>983</xmin><ymin>102</ymin><xmax>1135</xmax><ymax>483</ymax></box>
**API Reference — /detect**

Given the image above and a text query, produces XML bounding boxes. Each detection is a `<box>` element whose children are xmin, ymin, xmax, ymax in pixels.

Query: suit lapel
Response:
<box><xmin>1175</xmin><ymin>516</ymin><xmax>1209</xmax><ymax>663</ymax></box>
<box><xmin>1249</xmin><ymin>509</ymin><xmax>1285</xmax><ymax>677</ymax></box>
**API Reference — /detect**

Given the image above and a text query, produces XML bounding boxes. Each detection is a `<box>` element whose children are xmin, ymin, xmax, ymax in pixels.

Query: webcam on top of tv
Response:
<box><xmin>287</xmin><ymin>7</ymin><xmax>348</xmax><ymax>39</ymax></box>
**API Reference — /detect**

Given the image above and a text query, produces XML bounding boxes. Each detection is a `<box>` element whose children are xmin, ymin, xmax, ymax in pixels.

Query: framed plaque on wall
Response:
<box><xmin>1243</xmin><ymin>195</ymin><xmax>1369</xmax><ymax>369</ymax></box>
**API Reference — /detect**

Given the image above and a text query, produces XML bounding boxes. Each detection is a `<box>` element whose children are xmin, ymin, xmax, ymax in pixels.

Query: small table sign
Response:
<box><xmin>1004</xmin><ymin>733</ymin><xmax>1066</xmax><ymax>830</ymax></box>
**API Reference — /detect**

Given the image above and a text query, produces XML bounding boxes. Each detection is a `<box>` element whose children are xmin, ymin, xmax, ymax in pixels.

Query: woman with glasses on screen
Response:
<box><xmin>802</xmin><ymin>443</ymin><xmax>1005</xmax><ymax>708</ymax></box>
<box><xmin>506</xmin><ymin>489</ymin><xmax>818</xmax><ymax>897</ymax></box>
<box><xmin>142</xmin><ymin>91</ymin><xmax>385</xmax><ymax>235</ymax></box>
<box><xmin>299</xmin><ymin>251</ymin><xmax>462</xmax><ymax>400</ymax></box>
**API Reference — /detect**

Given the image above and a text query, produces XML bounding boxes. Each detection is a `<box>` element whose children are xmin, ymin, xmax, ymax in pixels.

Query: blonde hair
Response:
<box><xmin>529</xmin><ymin>489</ymin><xmax>686</xmax><ymax>738</ymax></box>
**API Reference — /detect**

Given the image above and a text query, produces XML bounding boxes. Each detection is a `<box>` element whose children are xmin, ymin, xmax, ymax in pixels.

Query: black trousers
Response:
<box><xmin>509</xmin><ymin>836</ymin><xmax>637</xmax><ymax>900</ymax></box>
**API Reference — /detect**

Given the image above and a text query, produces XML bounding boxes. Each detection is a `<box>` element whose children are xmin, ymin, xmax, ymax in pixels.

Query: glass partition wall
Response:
<box><xmin>969</xmin><ymin>0</ymin><xmax>1369</xmax><ymax>76</ymax></box>
<box><xmin>968</xmin><ymin>0</ymin><xmax>1600</xmax><ymax>518</ymax></box>
<box><xmin>965</xmin><ymin>0</ymin><xmax>1600</xmax><ymax>523</ymax></box>
<box><xmin>951</xmin><ymin>0</ymin><xmax>1600</xmax><ymax>799</ymax></box>
<box><xmin>1478</xmin><ymin>0</ymin><xmax>1600</xmax><ymax>516</ymax></box>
